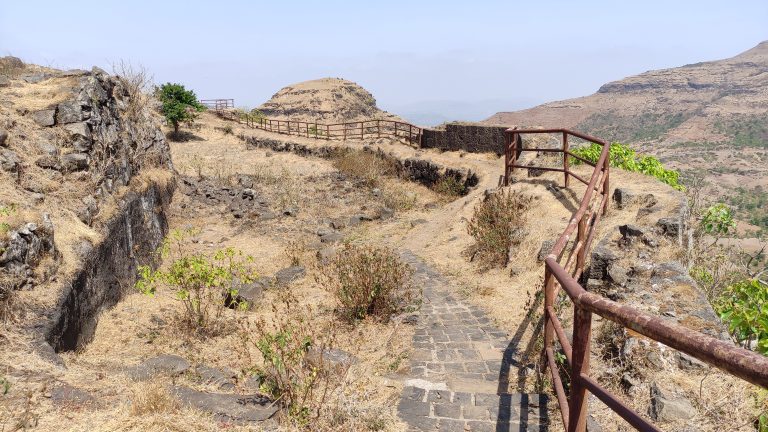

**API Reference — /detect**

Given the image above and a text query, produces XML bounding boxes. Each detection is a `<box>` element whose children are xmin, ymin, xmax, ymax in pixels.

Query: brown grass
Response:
<box><xmin>332</xmin><ymin>149</ymin><xmax>398</xmax><ymax>187</ymax></box>
<box><xmin>467</xmin><ymin>189</ymin><xmax>533</xmax><ymax>268</ymax></box>
<box><xmin>129</xmin><ymin>382</ymin><xmax>178</xmax><ymax>416</ymax></box>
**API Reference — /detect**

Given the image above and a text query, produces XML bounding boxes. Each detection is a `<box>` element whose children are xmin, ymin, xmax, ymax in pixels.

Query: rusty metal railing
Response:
<box><xmin>504</xmin><ymin>128</ymin><xmax>768</xmax><ymax>431</ymax></box>
<box><xmin>200</xmin><ymin>99</ymin><xmax>234</xmax><ymax>110</ymax></box>
<box><xmin>201</xmin><ymin>98</ymin><xmax>422</xmax><ymax>146</ymax></box>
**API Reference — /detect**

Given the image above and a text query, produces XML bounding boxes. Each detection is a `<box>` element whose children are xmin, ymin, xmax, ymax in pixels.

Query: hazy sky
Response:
<box><xmin>2</xmin><ymin>1</ymin><xmax>767</xmax><ymax>124</ymax></box>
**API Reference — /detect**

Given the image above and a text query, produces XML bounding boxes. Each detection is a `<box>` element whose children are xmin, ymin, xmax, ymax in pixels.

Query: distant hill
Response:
<box><xmin>484</xmin><ymin>41</ymin><xmax>768</xmax><ymax>236</ymax></box>
<box><xmin>257</xmin><ymin>77</ymin><xmax>402</xmax><ymax>124</ymax></box>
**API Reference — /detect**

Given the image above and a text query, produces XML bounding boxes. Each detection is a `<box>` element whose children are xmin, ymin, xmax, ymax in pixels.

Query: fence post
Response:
<box><xmin>504</xmin><ymin>131</ymin><xmax>511</xmax><ymax>186</ymax></box>
<box><xmin>576</xmin><ymin>216</ymin><xmax>587</xmax><ymax>274</ymax></box>
<box><xmin>377</xmin><ymin>120</ymin><xmax>381</xmax><ymax>138</ymax></box>
<box><xmin>543</xmin><ymin>267</ymin><xmax>556</xmax><ymax>355</ymax></box>
<box><xmin>343</xmin><ymin>124</ymin><xmax>347</xmax><ymax>141</ymax></box>
<box><xmin>602</xmin><ymin>154</ymin><xmax>610</xmax><ymax>215</ymax></box>
<box><xmin>360</xmin><ymin>122</ymin><xmax>364</xmax><ymax>140</ymax></box>
<box><xmin>563</xmin><ymin>132</ymin><xmax>570</xmax><ymax>188</ymax></box>
<box><xmin>568</xmin><ymin>305</ymin><xmax>592</xmax><ymax>432</ymax></box>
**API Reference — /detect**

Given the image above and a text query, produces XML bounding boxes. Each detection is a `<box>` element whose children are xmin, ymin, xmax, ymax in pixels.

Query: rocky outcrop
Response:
<box><xmin>48</xmin><ymin>181</ymin><xmax>174</xmax><ymax>351</ymax></box>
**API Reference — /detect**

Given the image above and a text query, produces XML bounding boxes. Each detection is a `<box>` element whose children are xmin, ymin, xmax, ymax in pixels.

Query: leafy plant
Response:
<box><xmin>0</xmin><ymin>203</ymin><xmax>16</xmax><ymax>236</ymax></box>
<box><xmin>571</xmin><ymin>142</ymin><xmax>683</xmax><ymax>190</ymax></box>
<box><xmin>701</xmin><ymin>203</ymin><xmax>736</xmax><ymax>236</ymax></box>
<box><xmin>238</xmin><ymin>293</ymin><xmax>339</xmax><ymax>426</ymax></box>
<box><xmin>467</xmin><ymin>190</ymin><xmax>532</xmax><ymax>268</ymax></box>
<box><xmin>716</xmin><ymin>278</ymin><xmax>768</xmax><ymax>354</ymax></box>
<box><xmin>135</xmin><ymin>228</ymin><xmax>257</xmax><ymax>336</ymax></box>
<box><xmin>318</xmin><ymin>243</ymin><xmax>415</xmax><ymax>322</ymax></box>
<box><xmin>156</xmin><ymin>83</ymin><xmax>205</xmax><ymax>134</ymax></box>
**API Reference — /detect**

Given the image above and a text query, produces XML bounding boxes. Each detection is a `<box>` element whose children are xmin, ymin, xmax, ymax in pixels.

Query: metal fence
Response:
<box><xmin>201</xmin><ymin>98</ymin><xmax>422</xmax><ymax>146</ymax></box>
<box><xmin>504</xmin><ymin>128</ymin><xmax>768</xmax><ymax>432</ymax></box>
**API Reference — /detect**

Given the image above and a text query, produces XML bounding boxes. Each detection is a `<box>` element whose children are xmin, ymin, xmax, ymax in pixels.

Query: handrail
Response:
<box><xmin>202</xmin><ymin>98</ymin><xmax>422</xmax><ymax>146</ymax></box>
<box><xmin>503</xmin><ymin>127</ymin><xmax>768</xmax><ymax>432</ymax></box>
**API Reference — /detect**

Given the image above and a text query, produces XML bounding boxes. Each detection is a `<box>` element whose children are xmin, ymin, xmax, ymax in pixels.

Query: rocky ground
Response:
<box><xmin>0</xmin><ymin>70</ymin><xmax>761</xmax><ymax>431</ymax></box>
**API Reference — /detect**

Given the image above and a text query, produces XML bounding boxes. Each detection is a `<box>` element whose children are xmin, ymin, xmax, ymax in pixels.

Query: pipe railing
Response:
<box><xmin>504</xmin><ymin>127</ymin><xmax>768</xmax><ymax>432</ymax></box>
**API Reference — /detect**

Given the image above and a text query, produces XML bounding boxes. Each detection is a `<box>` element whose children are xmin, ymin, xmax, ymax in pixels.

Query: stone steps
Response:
<box><xmin>396</xmin><ymin>251</ymin><xmax>549</xmax><ymax>431</ymax></box>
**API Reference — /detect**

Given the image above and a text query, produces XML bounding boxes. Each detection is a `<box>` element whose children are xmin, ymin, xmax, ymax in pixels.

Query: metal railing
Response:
<box><xmin>504</xmin><ymin>128</ymin><xmax>768</xmax><ymax>432</ymax></box>
<box><xmin>201</xmin><ymin>98</ymin><xmax>422</xmax><ymax>146</ymax></box>
<box><xmin>200</xmin><ymin>99</ymin><xmax>234</xmax><ymax>110</ymax></box>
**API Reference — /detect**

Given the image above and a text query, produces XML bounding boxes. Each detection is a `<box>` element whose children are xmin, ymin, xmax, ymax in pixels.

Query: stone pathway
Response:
<box><xmin>397</xmin><ymin>252</ymin><xmax>548</xmax><ymax>432</ymax></box>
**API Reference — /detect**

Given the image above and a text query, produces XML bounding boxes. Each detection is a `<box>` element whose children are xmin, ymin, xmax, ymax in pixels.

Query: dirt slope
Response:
<box><xmin>257</xmin><ymin>77</ymin><xmax>403</xmax><ymax>124</ymax></box>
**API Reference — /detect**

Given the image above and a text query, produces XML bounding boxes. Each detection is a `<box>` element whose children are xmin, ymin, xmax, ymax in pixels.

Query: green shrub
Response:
<box><xmin>716</xmin><ymin>278</ymin><xmax>768</xmax><ymax>354</ymax></box>
<box><xmin>319</xmin><ymin>243</ymin><xmax>414</xmax><ymax>322</ymax></box>
<box><xmin>467</xmin><ymin>190</ymin><xmax>532</xmax><ymax>268</ymax></box>
<box><xmin>701</xmin><ymin>203</ymin><xmax>736</xmax><ymax>236</ymax></box>
<box><xmin>136</xmin><ymin>228</ymin><xmax>257</xmax><ymax>336</ymax></box>
<box><xmin>571</xmin><ymin>142</ymin><xmax>683</xmax><ymax>190</ymax></box>
<box><xmin>237</xmin><ymin>293</ymin><xmax>338</xmax><ymax>425</ymax></box>
<box><xmin>156</xmin><ymin>83</ymin><xmax>205</xmax><ymax>134</ymax></box>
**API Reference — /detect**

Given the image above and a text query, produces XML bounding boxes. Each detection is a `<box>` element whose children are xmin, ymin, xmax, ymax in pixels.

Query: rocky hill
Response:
<box><xmin>257</xmin><ymin>77</ymin><xmax>402</xmax><ymax>124</ymax></box>
<box><xmin>484</xmin><ymin>42</ymin><xmax>768</xmax><ymax>234</ymax></box>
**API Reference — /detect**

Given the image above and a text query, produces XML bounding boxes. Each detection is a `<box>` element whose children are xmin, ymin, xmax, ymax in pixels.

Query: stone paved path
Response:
<box><xmin>397</xmin><ymin>252</ymin><xmax>548</xmax><ymax>432</ymax></box>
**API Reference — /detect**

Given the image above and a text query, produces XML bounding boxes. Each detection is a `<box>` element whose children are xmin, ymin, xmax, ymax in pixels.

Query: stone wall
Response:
<box><xmin>421</xmin><ymin>123</ymin><xmax>509</xmax><ymax>155</ymax></box>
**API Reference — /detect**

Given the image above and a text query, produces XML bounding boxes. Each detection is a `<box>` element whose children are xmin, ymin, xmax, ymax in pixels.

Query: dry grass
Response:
<box><xmin>129</xmin><ymin>382</ymin><xmax>178</xmax><ymax>416</ymax></box>
<box><xmin>332</xmin><ymin>149</ymin><xmax>398</xmax><ymax>187</ymax></box>
<box><xmin>467</xmin><ymin>189</ymin><xmax>533</xmax><ymax>268</ymax></box>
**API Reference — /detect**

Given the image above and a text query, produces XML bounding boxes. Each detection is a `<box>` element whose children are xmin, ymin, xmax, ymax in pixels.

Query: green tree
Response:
<box><xmin>156</xmin><ymin>83</ymin><xmax>204</xmax><ymax>134</ymax></box>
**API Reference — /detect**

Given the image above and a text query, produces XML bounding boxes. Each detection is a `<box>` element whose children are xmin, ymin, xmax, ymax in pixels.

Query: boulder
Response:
<box><xmin>0</xmin><ymin>149</ymin><xmax>20</xmax><ymax>172</ymax></box>
<box><xmin>0</xmin><ymin>76</ymin><xmax>9</xmax><ymax>88</ymax></box>
<box><xmin>36</xmin><ymin>140</ymin><xmax>58</xmax><ymax>156</ymax></box>
<box><xmin>35</xmin><ymin>155</ymin><xmax>60</xmax><ymax>170</ymax></box>
<box><xmin>31</xmin><ymin>109</ymin><xmax>56</xmax><ymax>127</ymax></box>
<box><xmin>51</xmin><ymin>384</ymin><xmax>95</xmax><ymax>408</ymax></box>
<box><xmin>613</xmin><ymin>188</ymin><xmax>657</xmax><ymax>210</ymax></box>
<box><xmin>320</xmin><ymin>231</ymin><xmax>344</xmax><ymax>244</ymax></box>
<box><xmin>225</xmin><ymin>277</ymin><xmax>271</xmax><ymax>309</ymax></box>
<box><xmin>56</xmin><ymin>101</ymin><xmax>84</xmax><ymax>124</ymax></box>
<box><xmin>307</xmin><ymin>347</ymin><xmax>358</xmax><ymax>373</ymax></box>
<box><xmin>657</xmin><ymin>217</ymin><xmax>682</xmax><ymax>240</ymax></box>
<box><xmin>21</xmin><ymin>73</ymin><xmax>51</xmax><ymax>84</ymax></box>
<box><xmin>275</xmin><ymin>266</ymin><xmax>306</xmax><ymax>285</ymax></box>
<box><xmin>194</xmin><ymin>365</ymin><xmax>236</xmax><ymax>391</ymax></box>
<box><xmin>589</xmin><ymin>240</ymin><xmax>619</xmax><ymax>280</ymax></box>
<box><xmin>607</xmin><ymin>263</ymin><xmax>629</xmax><ymax>286</ymax></box>
<box><xmin>0</xmin><ymin>129</ymin><xmax>7</xmax><ymax>147</ymax></box>
<box><xmin>676</xmin><ymin>352</ymin><xmax>707</xmax><ymax>370</ymax></box>
<box><xmin>125</xmin><ymin>354</ymin><xmax>191</xmax><ymax>381</ymax></box>
<box><xmin>61</xmin><ymin>152</ymin><xmax>89</xmax><ymax>172</ymax></box>
<box><xmin>62</xmin><ymin>122</ymin><xmax>92</xmax><ymax>151</ymax></box>
<box><xmin>649</xmin><ymin>382</ymin><xmax>696</xmax><ymax>421</ymax></box>
<box><xmin>538</xmin><ymin>240</ymin><xmax>555</xmax><ymax>261</ymax></box>
<box><xmin>172</xmin><ymin>386</ymin><xmax>277</xmax><ymax>423</ymax></box>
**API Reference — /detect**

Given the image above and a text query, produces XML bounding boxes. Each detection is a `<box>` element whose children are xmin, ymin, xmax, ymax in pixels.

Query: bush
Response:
<box><xmin>332</xmin><ymin>150</ymin><xmax>398</xmax><ymax>188</ymax></box>
<box><xmin>238</xmin><ymin>293</ymin><xmax>338</xmax><ymax>426</ymax></box>
<box><xmin>156</xmin><ymin>83</ymin><xmax>205</xmax><ymax>134</ymax></box>
<box><xmin>571</xmin><ymin>142</ymin><xmax>683</xmax><ymax>190</ymax></box>
<box><xmin>433</xmin><ymin>175</ymin><xmax>467</xmax><ymax>198</ymax></box>
<box><xmin>467</xmin><ymin>190</ymin><xmax>532</xmax><ymax>268</ymax></box>
<box><xmin>135</xmin><ymin>229</ymin><xmax>257</xmax><ymax>336</ymax></box>
<box><xmin>319</xmin><ymin>243</ymin><xmax>414</xmax><ymax>322</ymax></box>
<box><xmin>716</xmin><ymin>278</ymin><xmax>768</xmax><ymax>354</ymax></box>
<box><xmin>701</xmin><ymin>203</ymin><xmax>736</xmax><ymax>236</ymax></box>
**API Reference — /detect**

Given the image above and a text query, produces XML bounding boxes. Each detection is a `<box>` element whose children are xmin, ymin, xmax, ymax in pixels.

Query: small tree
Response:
<box><xmin>156</xmin><ymin>83</ymin><xmax>204</xmax><ymax>134</ymax></box>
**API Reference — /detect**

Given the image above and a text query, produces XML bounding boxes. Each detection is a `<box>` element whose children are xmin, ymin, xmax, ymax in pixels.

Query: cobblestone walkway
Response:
<box><xmin>397</xmin><ymin>252</ymin><xmax>548</xmax><ymax>432</ymax></box>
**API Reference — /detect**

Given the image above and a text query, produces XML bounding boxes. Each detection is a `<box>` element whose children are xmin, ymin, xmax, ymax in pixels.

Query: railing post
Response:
<box><xmin>543</xmin><ymin>266</ymin><xmax>556</xmax><ymax>354</ymax></box>
<box><xmin>563</xmin><ymin>132</ymin><xmax>570</xmax><ymax>188</ymax></box>
<box><xmin>361</xmin><ymin>122</ymin><xmax>364</xmax><ymax>140</ymax></box>
<box><xmin>503</xmin><ymin>131</ymin><xmax>511</xmax><ymax>186</ymax></box>
<box><xmin>343</xmin><ymin>124</ymin><xmax>347</xmax><ymax>141</ymax></box>
<box><xmin>576</xmin><ymin>216</ymin><xmax>587</xmax><ymax>274</ymax></box>
<box><xmin>409</xmin><ymin>125</ymin><xmax>413</xmax><ymax>144</ymax></box>
<box><xmin>568</xmin><ymin>305</ymin><xmax>592</xmax><ymax>432</ymax></box>
<box><xmin>326</xmin><ymin>124</ymin><xmax>330</xmax><ymax>140</ymax></box>
<box><xmin>602</xmin><ymin>154</ymin><xmax>610</xmax><ymax>215</ymax></box>
<box><xmin>377</xmin><ymin>120</ymin><xmax>381</xmax><ymax>138</ymax></box>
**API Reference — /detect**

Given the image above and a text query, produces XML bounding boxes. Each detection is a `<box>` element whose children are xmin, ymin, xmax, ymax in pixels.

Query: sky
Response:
<box><xmin>1</xmin><ymin>0</ymin><xmax>767</xmax><ymax>125</ymax></box>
